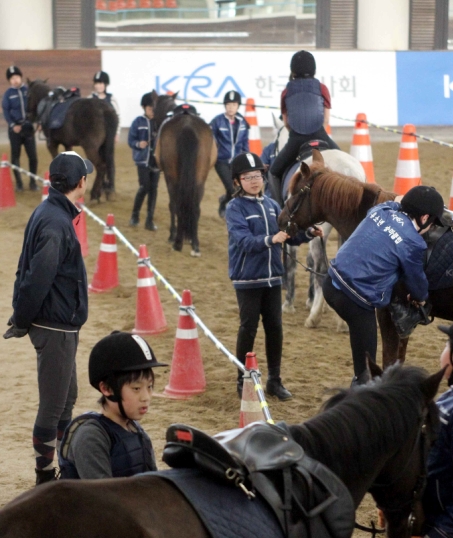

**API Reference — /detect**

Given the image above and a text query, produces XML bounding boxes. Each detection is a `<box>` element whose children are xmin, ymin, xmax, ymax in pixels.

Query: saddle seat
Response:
<box><xmin>163</xmin><ymin>421</ymin><xmax>354</xmax><ymax>538</ymax></box>
<box><xmin>37</xmin><ymin>87</ymin><xmax>81</xmax><ymax>131</ymax></box>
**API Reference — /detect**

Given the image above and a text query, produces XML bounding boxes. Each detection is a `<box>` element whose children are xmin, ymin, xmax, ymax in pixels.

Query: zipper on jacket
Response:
<box><xmin>18</xmin><ymin>87</ymin><xmax>26</xmax><ymax>123</ymax></box>
<box><xmin>259</xmin><ymin>200</ymin><xmax>272</xmax><ymax>282</ymax></box>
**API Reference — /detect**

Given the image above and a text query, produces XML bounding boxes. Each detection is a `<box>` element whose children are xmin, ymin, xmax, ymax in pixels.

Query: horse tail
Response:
<box><xmin>100</xmin><ymin>106</ymin><xmax>118</xmax><ymax>190</ymax></box>
<box><xmin>177</xmin><ymin>125</ymin><xmax>199</xmax><ymax>240</ymax></box>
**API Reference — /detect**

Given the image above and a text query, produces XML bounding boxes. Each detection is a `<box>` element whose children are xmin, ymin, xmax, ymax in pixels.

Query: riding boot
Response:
<box><xmin>145</xmin><ymin>188</ymin><xmax>158</xmax><ymax>231</ymax></box>
<box><xmin>266</xmin><ymin>377</ymin><xmax>292</xmax><ymax>401</ymax></box>
<box><xmin>35</xmin><ymin>468</ymin><xmax>58</xmax><ymax>486</ymax></box>
<box><xmin>29</xmin><ymin>178</ymin><xmax>38</xmax><ymax>191</ymax></box>
<box><xmin>130</xmin><ymin>188</ymin><xmax>146</xmax><ymax>226</ymax></box>
<box><xmin>129</xmin><ymin>211</ymin><xmax>139</xmax><ymax>227</ymax></box>
<box><xmin>145</xmin><ymin>213</ymin><xmax>158</xmax><ymax>231</ymax></box>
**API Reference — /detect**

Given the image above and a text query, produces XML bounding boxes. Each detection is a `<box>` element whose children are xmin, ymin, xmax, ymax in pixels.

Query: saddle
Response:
<box><xmin>163</xmin><ymin>421</ymin><xmax>354</xmax><ymax>538</ymax></box>
<box><xmin>37</xmin><ymin>86</ymin><xmax>81</xmax><ymax>131</ymax></box>
<box><xmin>172</xmin><ymin>103</ymin><xmax>199</xmax><ymax>116</ymax></box>
<box><xmin>296</xmin><ymin>140</ymin><xmax>330</xmax><ymax>163</ymax></box>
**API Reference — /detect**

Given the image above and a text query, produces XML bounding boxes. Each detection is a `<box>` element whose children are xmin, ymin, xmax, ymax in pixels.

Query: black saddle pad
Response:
<box><xmin>425</xmin><ymin>228</ymin><xmax>453</xmax><ymax>290</ymax></box>
<box><xmin>49</xmin><ymin>96</ymin><xmax>79</xmax><ymax>129</ymax></box>
<box><xmin>150</xmin><ymin>468</ymin><xmax>284</xmax><ymax>538</ymax></box>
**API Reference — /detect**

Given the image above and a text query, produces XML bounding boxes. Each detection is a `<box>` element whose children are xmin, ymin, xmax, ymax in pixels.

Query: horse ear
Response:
<box><xmin>172</xmin><ymin>91</ymin><xmax>179</xmax><ymax>100</ymax></box>
<box><xmin>300</xmin><ymin>161</ymin><xmax>311</xmax><ymax>179</ymax></box>
<box><xmin>43</xmin><ymin>78</ymin><xmax>48</xmax><ymax>84</ymax></box>
<box><xmin>421</xmin><ymin>367</ymin><xmax>447</xmax><ymax>402</ymax></box>
<box><xmin>312</xmin><ymin>149</ymin><xmax>324</xmax><ymax>165</ymax></box>
<box><xmin>27</xmin><ymin>77</ymin><xmax>31</xmax><ymax>85</ymax></box>
<box><xmin>367</xmin><ymin>355</ymin><xmax>383</xmax><ymax>379</ymax></box>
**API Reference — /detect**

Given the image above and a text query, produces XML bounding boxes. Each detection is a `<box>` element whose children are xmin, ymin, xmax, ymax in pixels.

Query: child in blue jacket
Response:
<box><xmin>226</xmin><ymin>152</ymin><xmax>322</xmax><ymax>401</ymax></box>
<box><xmin>128</xmin><ymin>92</ymin><xmax>159</xmax><ymax>231</ymax></box>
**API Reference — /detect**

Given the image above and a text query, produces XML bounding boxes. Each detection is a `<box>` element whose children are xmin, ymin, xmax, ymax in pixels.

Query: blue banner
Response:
<box><xmin>397</xmin><ymin>51</ymin><xmax>453</xmax><ymax>125</ymax></box>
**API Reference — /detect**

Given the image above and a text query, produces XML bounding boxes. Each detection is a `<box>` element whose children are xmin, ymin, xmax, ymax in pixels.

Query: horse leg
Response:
<box><xmin>190</xmin><ymin>187</ymin><xmax>203</xmax><ymax>257</ymax></box>
<box><xmin>84</xmin><ymin>147</ymin><xmax>105</xmax><ymax>203</ymax></box>
<box><xmin>305</xmin><ymin>238</ymin><xmax>326</xmax><ymax>328</ymax></box>
<box><xmin>282</xmin><ymin>245</ymin><xmax>297</xmax><ymax>314</ymax></box>
<box><xmin>47</xmin><ymin>138</ymin><xmax>59</xmax><ymax>158</ymax></box>
<box><xmin>376</xmin><ymin>308</ymin><xmax>406</xmax><ymax>369</ymax></box>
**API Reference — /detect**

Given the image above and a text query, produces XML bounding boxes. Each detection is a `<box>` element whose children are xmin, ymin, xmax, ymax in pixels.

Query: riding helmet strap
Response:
<box><xmin>105</xmin><ymin>375</ymin><xmax>130</xmax><ymax>420</ymax></box>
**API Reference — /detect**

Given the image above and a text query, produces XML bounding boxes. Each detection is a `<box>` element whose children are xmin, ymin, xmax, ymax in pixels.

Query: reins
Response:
<box><xmin>284</xmin><ymin>239</ymin><xmax>329</xmax><ymax>277</ymax></box>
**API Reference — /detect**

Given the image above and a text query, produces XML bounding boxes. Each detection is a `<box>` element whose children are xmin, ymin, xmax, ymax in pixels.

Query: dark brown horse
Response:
<box><xmin>26</xmin><ymin>80</ymin><xmax>118</xmax><ymax>203</ymax></box>
<box><xmin>0</xmin><ymin>363</ymin><xmax>444</xmax><ymax>538</ymax></box>
<box><xmin>154</xmin><ymin>95</ymin><xmax>217</xmax><ymax>256</ymax></box>
<box><xmin>278</xmin><ymin>149</ymin><xmax>453</xmax><ymax>367</ymax></box>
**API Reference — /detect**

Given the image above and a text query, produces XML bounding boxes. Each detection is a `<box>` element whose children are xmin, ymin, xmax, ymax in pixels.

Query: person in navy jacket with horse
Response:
<box><xmin>226</xmin><ymin>152</ymin><xmax>323</xmax><ymax>401</ymax></box>
<box><xmin>210</xmin><ymin>91</ymin><xmax>249</xmax><ymax>218</ymax></box>
<box><xmin>1</xmin><ymin>65</ymin><xmax>38</xmax><ymax>191</ymax></box>
<box><xmin>322</xmin><ymin>186</ymin><xmax>444</xmax><ymax>385</ymax></box>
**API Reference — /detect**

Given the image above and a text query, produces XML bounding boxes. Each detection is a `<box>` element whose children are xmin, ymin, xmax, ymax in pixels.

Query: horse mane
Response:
<box><xmin>289</xmin><ymin>364</ymin><xmax>439</xmax><ymax>477</ymax></box>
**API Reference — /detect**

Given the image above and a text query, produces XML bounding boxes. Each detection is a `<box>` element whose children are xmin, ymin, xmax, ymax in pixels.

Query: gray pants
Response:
<box><xmin>29</xmin><ymin>326</ymin><xmax>78</xmax><ymax>429</ymax></box>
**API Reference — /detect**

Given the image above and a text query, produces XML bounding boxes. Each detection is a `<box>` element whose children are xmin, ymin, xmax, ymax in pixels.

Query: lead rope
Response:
<box><xmin>284</xmin><ymin>232</ymin><xmax>330</xmax><ymax>278</ymax></box>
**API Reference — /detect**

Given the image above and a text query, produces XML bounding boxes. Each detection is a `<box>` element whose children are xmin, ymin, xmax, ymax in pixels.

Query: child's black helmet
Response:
<box><xmin>290</xmin><ymin>50</ymin><xmax>316</xmax><ymax>77</ymax></box>
<box><xmin>6</xmin><ymin>65</ymin><xmax>22</xmax><ymax>80</ymax></box>
<box><xmin>89</xmin><ymin>331</ymin><xmax>167</xmax><ymax>391</ymax></box>
<box><xmin>400</xmin><ymin>186</ymin><xmax>444</xmax><ymax>225</ymax></box>
<box><xmin>141</xmin><ymin>92</ymin><xmax>154</xmax><ymax>108</ymax></box>
<box><xmin>93</xmin><ymin>71</ymin><xmax>110</xmax><ymax>85</ymax></box>
<box><xmin>231</xmin><ymin>152</ymin><xmax>265</xmax><ymax>178</ymax></box>
<box><xmin>223</xmin><ymin>90</ymin><xmax>242</xmax><ymax>105</ymax></box>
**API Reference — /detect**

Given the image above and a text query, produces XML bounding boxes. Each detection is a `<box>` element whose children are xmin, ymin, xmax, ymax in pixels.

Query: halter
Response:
<box><xmin>283</xmin><ymin>184</ymin><xmax>312</xmax><ymax>236</ymax></box>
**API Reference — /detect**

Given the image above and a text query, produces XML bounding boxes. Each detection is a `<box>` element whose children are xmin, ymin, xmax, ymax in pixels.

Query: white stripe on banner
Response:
<box><xmin>395</xmin><ymin>160</ymin><xmax>421</xmax><ymax>177</ymax></box>
<box><xmin>399</xmin><ymin>142</ymin><xmax>418</xmax><ymax>149</ymax></box>
<box><xmin>353</xmin><ymin>129</ymin><xmax>369</xmax><ymax>135</ymax></box>
<box><xmin>137</xmin><ymin>277</ymin><xmax>156</xmax><ymax>287</ymax></box>
<box><xmin>100</xmin><ymin>244</ymin><xmax>117</xmax><ymax>252</ymax></box>
<box><xmin>176</xmin><ymin>328</ymin><xmax>198</xmax><ymax>340</ymax></box>
<box><xmin>350</xmin><ymin>146</ymin><xmax>372</xmax><ymax>160</ymax></box>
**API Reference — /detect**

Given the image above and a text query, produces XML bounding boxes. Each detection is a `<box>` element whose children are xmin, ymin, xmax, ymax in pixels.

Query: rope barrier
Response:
<box><xmin>2</xmin><ymin>160</ymin><xmax>273</xmax><ymax>422</ymax></box>
<box><xmin>1</xmin><ymin>160</ymin><xmax>45</xmax><ymax>182</ymax></box>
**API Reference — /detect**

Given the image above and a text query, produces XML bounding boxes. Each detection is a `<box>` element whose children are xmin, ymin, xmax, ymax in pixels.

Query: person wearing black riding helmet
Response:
<box><xmin>323</xmin><ymin>186</ymin><xmax>445</xmax><ymax>386</ymax></box>
<box><xmin>59</xmin><ymin>331</ymin><xmax>167</xmax><ymax>480</ymax></box>
<box><xmin>423</xmin><ymin>324</ymin><xmax>453</xmax><ymax>538</ymax></box>
<box><xmin>210</xmin><ymin>90</ymin><xmax>249</xmax><ymax>218</ymax></box>
<box><xmin>89</xmin><ymin>70</ymin><xmax>121</xmax><ymax>141</ymax></box>
<box><xmin>226</xmin><ymin>152</ymin><xmax>323</xmax><ymax>401</ymax></box>
<box><xmin>270</xmin><ymin>50</ymin><xmax>340</xmax><ymax>186</ymax></box>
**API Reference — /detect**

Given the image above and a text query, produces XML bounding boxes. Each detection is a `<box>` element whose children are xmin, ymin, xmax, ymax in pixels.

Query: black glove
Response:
<box><xmin>3</xmin><ymin>318</ymin><xmax>28</xmax><ymax>339</ymax></box>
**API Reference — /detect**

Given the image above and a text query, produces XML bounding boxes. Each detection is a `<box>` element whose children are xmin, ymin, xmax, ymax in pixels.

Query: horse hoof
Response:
<box><xmin>87</xmin><ymin>197</ymin><xmax>101</xmax><ymax>207</ymax></box>
<box><xmin>336</xmin><ymin>319</ymin><xmax>349</xmax><ymax>333</ymax></box>
<box><xmin>190</xmin><ymin>250</ymin><xmax>201</xmax><ymax>257</ymax></box>
<box><xmin>305</xmin><ymin>317</ymin><xmax>320</xmax><ymax>329</ymax></box>
<box><xmin>282</xmin><ymin>302</ymin><xmax>295</xmax><ymax>314</ymax></box>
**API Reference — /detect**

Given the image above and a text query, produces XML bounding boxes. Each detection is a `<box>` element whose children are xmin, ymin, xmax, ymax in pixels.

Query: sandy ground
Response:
<box><xmin>0</xmin><ymin>132</ymin><xmax>452</xmax><ymax>535</ymax></box>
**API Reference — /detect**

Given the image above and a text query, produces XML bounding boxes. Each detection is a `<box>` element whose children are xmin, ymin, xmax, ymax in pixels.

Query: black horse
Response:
<box><xmin>0</xmin><ymin>362</ymin><xmax>444</xmax><ymax>538</ymax></box>
<box><xmin>26</xmin><ymin>79</ymin><xmax>118</xmax><ymax>203</ymax></box>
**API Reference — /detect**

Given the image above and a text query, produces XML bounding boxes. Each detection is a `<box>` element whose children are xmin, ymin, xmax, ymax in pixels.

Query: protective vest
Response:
<box><xmin>59</xmin><ymin>412</ymin><xmax>157</xmax><ymax>479</ymax></box>
<box><xmin>91</xmin><ymin>91</ymin><xmax>113</xmax><ymax>106</ymax></box>
<box><xmin>285</xmin><ymin>78</ymin><xmax>324</xmax><ymax>135</ymax></box>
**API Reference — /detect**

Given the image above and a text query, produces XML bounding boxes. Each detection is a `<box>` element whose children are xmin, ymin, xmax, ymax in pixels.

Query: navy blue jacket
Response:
<box><xmin>12</xmin><ymin>187</ymin><xmax>88</xmax><ymax>330</ymax></box>
<box><xmin>2</xmin><ymin>85</ymin><xmax>28</xmax><ymax>128</ymax></box>
<box><xmin>226</xmin><ymin>195</ymin><xmax>312</xmax><ymax>289</ymax></box>
<box><xmin>329</xmin><ymin>201</ymin><xmax>428</xmax><ymax>310</ymax></box>
<box><xmin>128</xmin><ymin>115</ymin><xmax>156</xmax><ymax>167</ymax></box>
<box><xmin>59</xmin><ymin>412</ymin><xmax>157</xmax><ymax>479</ymax></box>
<box><xmin>285</xmin><ymin>78</ymin><xmax>324</xmax><ymax>135</ymax></box>
<box><xmin>424</xmin><ymin>388</ymin><xmax>453</xmax><ymax>536</ymax></box>
<box><xmin>210</xmin><ymin>113</ymin><xmax>249</xmax><ymax>163</ymax></box>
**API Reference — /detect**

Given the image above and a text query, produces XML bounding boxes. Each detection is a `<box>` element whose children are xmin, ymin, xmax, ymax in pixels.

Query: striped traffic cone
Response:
<box><xmin>132</xmin><ymin>244</ymin><xmax>167</xmax><ymax>335</ymax></box>
<box><xmin>0</xmin><ymin>154</ymin><xmax>15</xmax><ymax>210</ymax></box>
<box><xmin>89</xmin><ymin>214</ymin><xmax>119</xmax><ymax>292</ymax></box>
<box><xmin>393</xmin><ymin>124</ymin><xmax>422</xmax><ymax>195</ymax></box>
<box><xmin>74</xmin><ymin>198</ymin><xmax>88</xmax><ymax>257</ymax></box>
<box><xmin>41</xmin><ymin>171</ymin><xmax>50</xmax><ymax>202</ymax></box>
<box><xmin>326</xmin><ymin>123</ymin><xmax>332</xmax><ymax>138</ymax></box>
<box><xmin>245</xmin><ymin>98</ymin><xmax>262</xmax><ymax>155</ymax></box>
<box><xmin>239</xmin><ymin>352</ymin><xmax>264</xmax><ymax>427</ymax></box>
<box><xmin>163</xmin><ymin>290</ymin><xmax>205</xmax><ymax>399</ymax></box>
<box><xmin>350</xmin><ymin>113</ymin><xmax>375</xmax><ymax>183</ymax></box>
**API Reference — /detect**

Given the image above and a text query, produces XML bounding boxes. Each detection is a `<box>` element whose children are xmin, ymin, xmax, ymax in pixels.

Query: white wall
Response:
<box><xmin>0</xmin><ymin>0</ymin><xmax>53</xmax><ymax>50</ymax></box>
<box><xmin>357</xmin><ymin>0</ymin><xmax>409</xmax><ymax>50</ymax></box>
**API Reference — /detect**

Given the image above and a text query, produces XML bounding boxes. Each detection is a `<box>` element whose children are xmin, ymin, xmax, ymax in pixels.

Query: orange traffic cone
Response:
<box><xmin>350</xmin><ymin>113</ymin><xmax>375</xmax><ymax>183</ymax></box>
<box><xmin>74</xmin><ymin>198</ymin><xmax>88</xmax><ymax>257</ymax></box>
<box><xmin>0</xmin><ymin>154</ymin><xmax>16</xmax><ymax>210</ymax></box>
<box><xmin>132</xmin><ymin>245</ymin><xmax>167</xmax><ymax>335</ymax></box>
<box><xmin>89</xmin><ymin>213</ymin><xmax>119</xmax><ymax>292</ymax></box>
<box><xmin>239</xmin><ymin>352</ymin><xmax>264</xmax><ymax>427</ymax></box>
<box><xmin>326</xmin><ymin>123</ymin><xmax>332</xmax><ymax>138</ymax></box>
<box><xmin>163</xmin><ymin>290</ymin><xmax>205</xmax><ymax>399</ymax></box>
<box><xmin>41</xmin><ymin>171</ymin><xmax>50</xmax><ymax>202</ymax></box>
<box><xmin>245</xmin><ymin>98</ymin><xmax>262</xmax><ymax>155</ymax></box>
<box><xmin>393</xmin><ymin>124</ymin><xmax>421</xmax><ymax>195</ymax></box>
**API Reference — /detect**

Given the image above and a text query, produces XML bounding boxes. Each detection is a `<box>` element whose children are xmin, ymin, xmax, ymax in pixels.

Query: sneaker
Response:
<box><xmin>35</xmin><ymin>468</ymin><xmax>58</xmax><ymax>486</ymax></box>
<box><xmin>129</xmin><ymin>215</ymin><xmax>139</xmax><ymax>227</ymax></box>
<box><xmin>29</xmin><ymin>181</ymin><xmax>38</xmax><ymax>191</ymax></box>
<box><xmin>15</xmin><ymin>184</ymin><xmax>24</xmax><ymax>192</ymax></box>
<box><xmin>145</xmin><ymin>221</ymin><xmax>158</xmax><ymax>231</ymax></box>
<box><xmin>266</xmin><ymin>378</ymin><xmax>293</xmax><ymax>401</ymax></box>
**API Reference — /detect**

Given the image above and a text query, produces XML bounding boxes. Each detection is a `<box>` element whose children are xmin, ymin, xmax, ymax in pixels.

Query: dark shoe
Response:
<box><xmin>350</xmin><ymin>370</ymin><xmax>370</xmax><ymax>387</ymax></box>
<box><xmin>145</xmin><ymin>220</ymin><xmax>158</xmax><ymax>231</ymax></box>
<box><xmin>218</xmin><ymin>195</ymin><xmax>227</xmax><ymax>219</ymax></box>
<box><xmin>35</xmin><ymin>468</ymin><xmax>58</xmax><ymax>486</ymax></box>
<box><xmin>129</xmin><ymin>215</ymin><xmax>139</xmax><ymax>227</ymax></box>
<box><xmin>15</xmin><ymin>183</ymin><xmax>24</xmax><ymax>192</ymax></box>
<box><xmin>266</xmin><ymin>378</ymin><xmax>292</xmax><ymax>401</ymax></box>
<box><xmin>237</xmin><ymin>380</ymin><xmax>243</xmax><ymax>399</ymax></box>
<box><xmin>29</xmin><ymin>181</ymin><xmax>38</xmax><ymax>191</ymax></box>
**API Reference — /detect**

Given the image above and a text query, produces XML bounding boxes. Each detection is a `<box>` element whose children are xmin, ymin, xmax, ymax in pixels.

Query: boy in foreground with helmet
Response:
<box><xmin>59</xmin><ymin>331</ymin><xmax>167</xmax><ymax>479</ymax></box>
<box><xmin>210</xmin><ymin>90</ymin><xmax>249</xmax><ymax>218</ymax></box>
<box><xmin>270</xmin><ymin>50</ymin><xmax>339</xmax><ymax>186</ymax></box>
<box><xmin>226</xmin><ymin>152</ymin><xmax>323</xmax><ymax>401</ymax></box>
<box><xmin>1</xmin><ymin>65</ymin><xmax>38</xmax><ymax>191</ymax></box>
<box><xmin>128</xmin><ymin>92</ymin><xmax>160</xmax><ymax>231</ymax></box>
<box><xmin>90</xmin><ymin>71</ymin><xmax>121</xmax><ymax>141</ymax></box>
<box><xmin>322</xmin><ymin>185</ymin><xmax>445</xmax><ymax>385</ymax></box>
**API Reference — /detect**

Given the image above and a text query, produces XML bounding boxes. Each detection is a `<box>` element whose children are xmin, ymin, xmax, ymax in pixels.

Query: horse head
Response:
<box><xmin>26</xmin><ymin>79</ymin><xmax>51</xmax><ymax>122</ymax></box>
<box><xmin>153</xmin><ymin>91</ymin><xmax>178</xmax><ymax>128</ymax></box>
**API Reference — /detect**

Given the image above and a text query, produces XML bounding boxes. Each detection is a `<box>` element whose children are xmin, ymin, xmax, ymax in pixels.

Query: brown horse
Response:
<box><xmin>154</xmin><ymin>97</ymin><xmax>217</xmax><ymax>256</ymax></box>
<box><xmin>0</xmin><ymin>362</ymin><xmax>444</xmax><ymax>538</ymax></box>
<box><xmin>278</xmin><ymin>149</ymin><xmax>453</xmax><ymax>367</ymax></box>
<box><xmin>26</xmin><ymin>80</ymin><xmax>118</xmax><ymax>203</ymax></box>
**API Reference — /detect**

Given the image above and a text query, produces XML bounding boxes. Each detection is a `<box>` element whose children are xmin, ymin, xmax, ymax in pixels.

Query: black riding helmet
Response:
<box><xmin>400</xmin><ymin>186</ymin><xmax>444</xmax><ymax>231</ymax></box>
<box><xmin>89</xmin><ymin>331</ymin><xmax>167</xmax><ymax>418</ymax></box>
<box><xmin>141</xmin><ymin>92</ymin><xmax>154</xmax><ymax>108</ymax></box>
<box><xmin>290</xmin><ymin>50</ymin><xmax>316</xmax><ymax>78</ymax></box>
<box><xmin>6</xmin><ymin>65</ymin><xmax>22</xmax><ymax>80</ymax></box>
<box><xmin>93</xmin><ymin>70</ymin><xmax>110</xmax><ymax>85</ymax></box>
<box><xmin>223</xmin><ymin>90</ymin><xmax>242</xmax><ymax>106</ymax></box>
<box><xmin>438</xmin><ymin>324</ymin><xmax>453</xmax><ymax>386</ymax></box>
<box><xmin>231</xmin><ymin>152</ymin><xmax>265</xmax><ymax>179</ymax></box>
